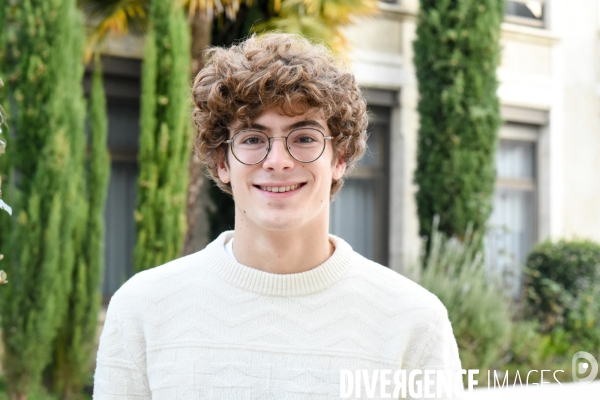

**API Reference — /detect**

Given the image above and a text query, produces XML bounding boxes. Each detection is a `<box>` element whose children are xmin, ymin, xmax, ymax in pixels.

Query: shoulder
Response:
<box><xmin>109</xmin><ymin>231</ymin><xmax>232</xmax><ymax>311</ymax></box>
<box><xmin>339</xmin><ymin>250</ymin><xmax>458</xmax><ymax>369</ymax></box>
<box><xmin>347</xmin><ymin>251</ymin><xmax>448</xmax><ymax>321</ymax></box>
<box><xmin>107</xmin><ymin>249</ymin><xmax>210</xmax><ymax>316</ymax></box>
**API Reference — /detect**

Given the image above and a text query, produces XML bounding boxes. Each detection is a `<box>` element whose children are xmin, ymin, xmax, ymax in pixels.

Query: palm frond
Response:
<box><xmin>79</xmin><ymin>0</ymin><xmax>251</xmax><ymax>61</ymax></box>
<box><xmin>252</xmin><ymin>14</ymin><xmax>339</xmax><ymax>52</ymax></box>
<box><xmin>281</xmin><ymin>0</ymin><xmax>378</xmax><ymax>25</ymax></box>
<box><xmin>319</xmin><ymin>0</ymin><xmax>378</xmax><ymax>25</ymax></box>
<box><xmin>263</xmin><ymin>1</ymin><xmax>338</xmax><ymax>51</ymax></box>
<box><xmin>79</xmin><ymin>0</ymin><xmax>148</xmax><ymax>34</ymax></box>
<box><xmin>180</xmin><ymin>0</ymin><xmax>252</xmax><ymax>21</ymax></box>
<box><xmin>79</xmin><ymin>0</ymin><xmax>149</xmax><ymax>62</ymax></box>
<box><xmin>255</xmin><ymin>14</ymin><xmax>332</xmax><ymax>40</ymax></box>
<box><xmin>259</xmin><ymin>0</ymin><xmax>377</xmax><ymax>54</ymax></box>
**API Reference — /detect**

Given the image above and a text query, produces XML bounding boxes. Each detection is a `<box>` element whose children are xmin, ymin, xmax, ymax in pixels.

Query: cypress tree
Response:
<box><xmin>0</xmin><ymin>0</ymin><xmax>10</xmax><ymax>205</ymax></box>
<box><xmin>0</xmin><ymin>74</ymin><xmax>7</xmax><ymax>285</ymax></box>
<box><xmin>413</xmin><ymin>0</ymin><xmax>504</xmax><ymax>248</ymax></box>
<box><xmin>0</xmin><ymin>0</ymin><xmax>7</xmax><ymax>75</ymax></box>
<box><xmin>134</xmin><ymin>0</ymin><xmax>192</xmax><ymax>272</ymax></box>
<box><xmin>0</xmin><ymin>71</ymin><xmax>8</xmax><ymax>286</ymax></box>
<box><xmin>49</xmin><ymin>59</ymin><xmax>110</xmax><ymax>398</ymax></box>
<box><xmin>0</xmin><ymin>0</ymin><xmax>87</xmax><ymax>397</ymax></box>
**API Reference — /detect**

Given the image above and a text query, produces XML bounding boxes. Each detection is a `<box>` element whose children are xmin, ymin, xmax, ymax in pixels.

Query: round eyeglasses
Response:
<box><xmin>224</xmin><ymin>128</ymin><xmax>333</xmax><ymax>165</ymax></box>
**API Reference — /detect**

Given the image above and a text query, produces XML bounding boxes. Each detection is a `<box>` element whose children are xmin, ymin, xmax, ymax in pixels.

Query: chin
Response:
<box><xmin>261</xmin><ymin>221</ymin><xmax>299</xmax><ymax>232</ymax></box>
<box><xmin>257</xmin><ymin>215</ymin><xmax>303</xmax><ymax>232</ymax></box>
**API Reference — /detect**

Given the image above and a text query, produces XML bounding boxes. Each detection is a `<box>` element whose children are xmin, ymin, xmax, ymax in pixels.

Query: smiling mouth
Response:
<box><xmin>255</xmin><ymin>183</ymin><xmax>306</xmax><ymax>193</ymax></box>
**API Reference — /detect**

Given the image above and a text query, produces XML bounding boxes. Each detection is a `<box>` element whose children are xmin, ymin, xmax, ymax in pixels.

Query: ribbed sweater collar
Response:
<box><xmin>204</xmin><ymin>231</ymin><xmax>354</xmax><ymax>297</ymax></box>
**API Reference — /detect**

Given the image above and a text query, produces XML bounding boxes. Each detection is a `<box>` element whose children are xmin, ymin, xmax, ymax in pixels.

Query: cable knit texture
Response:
<box><xmin>93</xmin><ymin>231</ymin><xmax>463</xmax><ymax>399</ymax></box>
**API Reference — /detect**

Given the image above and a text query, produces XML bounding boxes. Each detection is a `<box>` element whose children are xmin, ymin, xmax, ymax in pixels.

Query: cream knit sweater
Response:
<box><xmin>93</xmin><ymin>231</ymin><xmax>463</xmax><ymax>399</ymax></box>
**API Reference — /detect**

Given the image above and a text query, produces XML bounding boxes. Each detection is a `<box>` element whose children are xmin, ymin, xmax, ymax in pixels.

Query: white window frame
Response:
<box><xmin>486</xmin><ymin>127</ymin><xmax>537</xmax><ymax>297</ymax></box>
<box><xmin>485</xmin><ymin>106</ymin><xmax>549</xmax><ymax>297</ymax></box>
<box><xmin>504</xmin><ymin>0</ymin><xmax>546</xmax><ymax>28</ymax></box>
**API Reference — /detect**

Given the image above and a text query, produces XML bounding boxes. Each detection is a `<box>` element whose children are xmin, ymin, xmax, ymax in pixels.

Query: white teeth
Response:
<box><xmin>260</xmin><ymin>184</ymin><xmax>301</xmax><ymax>193</ymax></box>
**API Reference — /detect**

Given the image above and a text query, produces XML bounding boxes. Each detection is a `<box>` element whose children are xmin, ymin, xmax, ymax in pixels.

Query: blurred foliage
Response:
<box><xmin>413</xmin><ymin>0</ymin><xmax>504</xmax><ymax>255</ymax></box>
<box><xmin>252</xmin><ymin>0</ymin><xmax>378</xmax><ymax>53</ymax></box>
<box><xmin>503</xmin><ymin>319</ymin><xmax>600</xmax><ymax>383</ymax></box>
<box><xmin>523</xmin><ymin>239</ymin><xmax>600</xmax><ymax>347</ymax></box>
<box><xmin>0</xmin><ymin>376</ymin><xmax>92</xmax><ymax>400</ymax></box>
<box><xmin>0</xmin><ymin>0</ymin><xmax>89</xmax><ymax>397</ymax></box>
<box><xmin>0</xmin><ymin>76</ymin><xmax>7</xmax><ymax>285</ymax></box>
<box><xmin>47</xmin><ymin>59</ymin><xmax>111</xmax><ymax>399</ymax></box>
<box><xmin>0</xmin><ymin>1</ymin><xmax>110</xmax><ymax>397</ymax></box>
<box><xmin>78</xmin><ymin>0</ymin><xmax>251</xmax><ymax>61</ymax></box>
<box><xmin>417</xmin><ymin>222</ymin><xmax>600</xmax><ymax>383</ymax></box>
<box><xmin>418</xmin><ymin>216</ymin><xmax>512</xmax><ymax>372</ymax></box>
<box><xmin>133</xmin><ymin>0</ymin><xmax>192</xmax><ymax>272</ymax></box>
<box><xmin>79</xmin><ymin>0</ymin><xmax>378</xmax><ymax>61</ymax></box>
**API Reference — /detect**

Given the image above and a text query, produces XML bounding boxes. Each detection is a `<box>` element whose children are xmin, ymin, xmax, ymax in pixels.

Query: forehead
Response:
<box><xmin>229</xmin><ymin>107</ymin><xmax>328</xmax><ymax>131</ymax></box>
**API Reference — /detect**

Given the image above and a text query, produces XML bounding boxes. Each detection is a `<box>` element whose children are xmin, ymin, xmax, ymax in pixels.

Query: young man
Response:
<box><xmin>94</xmin><ymin>33</ymin><xmax>463</xmax><ymax>399</ymax></box>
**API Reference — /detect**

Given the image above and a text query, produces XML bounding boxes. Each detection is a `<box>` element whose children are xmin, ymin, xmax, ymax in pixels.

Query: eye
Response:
<box><xmin>290</xmin><ymin>129</ymin><xmax>323</xmax><ymax>145</ymax></box>
<box><xmin>297</xmin><ymin>135</ymin><xmax>316</xmax><ymax>143</ymax></box>
<box><xmin>242</xmin><ymin>136</ymin><xmax>263</xmax><ymax>145</ymax></box>
<box><xmin>235</xmin><ymin>131</ymin><xmax>267</xmax><ymax>146</ymax></box>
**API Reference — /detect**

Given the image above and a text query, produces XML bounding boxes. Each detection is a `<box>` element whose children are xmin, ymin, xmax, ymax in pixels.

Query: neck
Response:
<box><xmin>232</xmin><ymin>212</ymin><xmax>334</xmax><ymax>274</ymax></box>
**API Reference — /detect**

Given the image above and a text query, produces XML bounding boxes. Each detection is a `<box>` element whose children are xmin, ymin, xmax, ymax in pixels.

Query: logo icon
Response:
<box><xmin>572</xmin><ymin>351</ymin><xmax>599</xmax><ymax>383</ymax></box>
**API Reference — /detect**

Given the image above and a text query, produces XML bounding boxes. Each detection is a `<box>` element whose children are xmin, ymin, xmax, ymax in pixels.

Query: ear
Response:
<box><xmin>217</xmin><ymin>152</ymin><xmax>231</xmax><ymax>184</ymax></box>
<box><xmin>332</xmin><ymin>150</ymin><xmax>346</xmax><ymax>180</ymax></box>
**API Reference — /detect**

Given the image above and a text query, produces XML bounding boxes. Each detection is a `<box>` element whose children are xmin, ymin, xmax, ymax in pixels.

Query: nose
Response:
<box><xmin>262</xmin><ymin>136</ymin><xmax>294</xmax><ymax>171</ymax></box>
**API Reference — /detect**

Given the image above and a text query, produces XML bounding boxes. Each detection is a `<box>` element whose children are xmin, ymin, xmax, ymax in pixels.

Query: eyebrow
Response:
<box><xmin>233</xmin><ymin>120</ymin><xmax>326</xmax><ymax>134</ymax></box>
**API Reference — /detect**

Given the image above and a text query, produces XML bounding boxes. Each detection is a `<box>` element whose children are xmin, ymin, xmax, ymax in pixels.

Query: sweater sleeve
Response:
<box><xmin>404</xmin><ymin>310</ymin><xmax>464</xmax><ymax>400</ymax></box>
<box><xmin>93</xmin><ymin>297</ymin><xmax>151</xmax><ymax>399</ymax></box>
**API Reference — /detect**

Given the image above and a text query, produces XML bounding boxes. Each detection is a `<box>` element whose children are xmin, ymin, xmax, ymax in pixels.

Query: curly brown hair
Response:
<box><xmin>191</xmin><ymin>32</ymin><xmax>368</xmax><ymax>198</ymax></box>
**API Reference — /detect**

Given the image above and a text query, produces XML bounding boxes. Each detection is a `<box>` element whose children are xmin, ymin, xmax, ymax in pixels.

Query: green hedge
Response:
<box><xmin>523</xmin><ymin>239</ymin><xmax>600</xmax><ymax>349</ymax></box>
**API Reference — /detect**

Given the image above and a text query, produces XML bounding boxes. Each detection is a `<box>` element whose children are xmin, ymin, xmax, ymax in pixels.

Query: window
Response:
<box><xmin>485</xmin><ymin>123</ymin><xmax>538</xmax><ymax>297</ymax></box>
<box><xmin>102</xmin><ymin>98</ymin><xmax>140</xmax><ymax>301</ymax></box>
<box><xmin>330</xmin><ymin>105</ymin><xmax>391</xmax><ymax>265</ymax></box>
<box><xmin>103</xmin><ymin>158</ymin><xmax>138</xmax><ymax>300</ymax></box>
<box><xmin>504</xmin><ymin>0</ymin><xmax>545</xmax><ymax>28</ymax></box>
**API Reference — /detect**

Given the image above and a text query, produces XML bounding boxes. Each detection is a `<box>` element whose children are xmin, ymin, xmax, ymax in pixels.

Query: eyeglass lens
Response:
<box><xmin>231</xmin><ymin>128</ymin><xmax>326</xmax><ymax>164</ymax></box>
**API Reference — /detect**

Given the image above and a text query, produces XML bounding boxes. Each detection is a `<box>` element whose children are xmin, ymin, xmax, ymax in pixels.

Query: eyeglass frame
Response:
<box><xmin>224</xmin><ymin>128</ymin><xmax>334</xmax><ymax>165</ymax></box>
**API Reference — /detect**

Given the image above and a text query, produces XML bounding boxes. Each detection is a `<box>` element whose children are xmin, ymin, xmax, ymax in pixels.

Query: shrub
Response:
<box><xmin>506</xmin><ymin>320</ymin><xmax>550</xmax><ymax>368</ymax></box>
<box><xmin>418</xmin><ymin>217</ymin><xmax>512</xmax><ymax>371</ymax></box>
<box><xmin>503</xmin><ymin>320</ymin><xmax>573</xmax><ymax>383</ymax></box>
<box><xmin>503</xmin><ymin>318</ymin><xmax>600</xmax><ymax>383</ymax></box>
<box><xmin>523</xmin><ymin>239</ymin><xmax>600</xmax><ymax>343</ymax></box>
<box><xmin>564</xmin><ymin>282</ymin><xmax>600</xmax><ymax>350</ymax></box>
